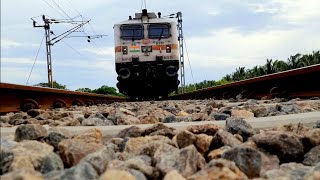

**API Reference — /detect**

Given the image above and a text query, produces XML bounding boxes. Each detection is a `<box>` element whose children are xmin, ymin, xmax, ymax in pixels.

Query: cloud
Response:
<box><xmin>207</xmin><ymin>10</ymin><xmax>221</xmax><ymax>16</ymax></box>
<box><xmin>1</xmin><ymin>57</ymin><xmax>46</xmax><ymax>65</ymax></box>
<box><xmin>248</xmin><ymin>3</ymin><xmax>279</xmax><ymax>14</ymax></box>
<box><xmin>81</xmin><ymin>46</ymin><xmax>115</xmax><ymax>57</ymax></box>
<box><xmin>185</xmin><ymin>27</ymin><xmax>320</xmax><ymax>71</ymax></box>
<box><xmin>0</xmin><ymin>66</ymin><xmax>43</xmax><ymax>84</ymax></box>
<box><xmin>248</xmin><ymin>0</ymin><xmax>320</xmax><ymax>25</ymax></box>
<box><xmin>1</xmin><ymin>40</ymin><xmax>39</xmax><ymax>49</ymax></box>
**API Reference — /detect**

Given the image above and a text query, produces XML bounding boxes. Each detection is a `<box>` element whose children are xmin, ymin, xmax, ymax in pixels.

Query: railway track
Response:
<box><xmin>0</xmin><ymin>83</ymin><xmax>126</xmax><ymax>114</ymax></box>
<box><xmin>1</xmin><ymin>65</ymin><xmax>319</xmax><ymax>114</ymax></box>
<box><xmin>171</xmin><ymin>64</ymin><xmax>320</xmax><ymax>100</ymax></box>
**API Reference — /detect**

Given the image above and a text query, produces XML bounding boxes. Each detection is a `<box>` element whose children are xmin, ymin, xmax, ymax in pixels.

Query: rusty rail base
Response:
<box><xmin>0</xmin><ymin>83</ymin><xmax>127</xmax><ymax>114</ymax></box>
<box><xmin>1</xmin><ymin>65</ymin><xmax>319</xmax><ymax>114</ymax></box>
<box><xmin>171</xmin><ymin>64</ymin><xmax>320</xmax><ymax>100</ymax></box>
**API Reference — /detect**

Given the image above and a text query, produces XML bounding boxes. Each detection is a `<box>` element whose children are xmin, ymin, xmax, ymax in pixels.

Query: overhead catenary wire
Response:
<box><xmin>42</xmin><ymin>0</ymin><xmax>68</xmax><ymax>19</ymax></box>
<box><xmin>81</xmin><ymin>28</ymin><xmax>106</xmax><ymax>56</ymax></box>
<box><xmin>61</xmin><ymin>39</ymin><xmax>87</xmax><ymax>58</ymax></box>
<box><xmin>51</xmin><ymin>20</ymin><xmax>90</xmax><ymax>45</ymax></box>
<box><xmin>184</xmin><ymin>38</ymin><xmax>196</xmax><ymax>90</ymax></box>
<box><xmin>26</xmin><ymin>33</ymin><xmax>46</xmax><ymax>85</ymax></box>
<box><xmin>144</xmin><ymin>0</ymin><xmax>147</xmax><ymax>9</ymax></box>
<box><xmin>41</xmin><ymin>0</ymin><xmax>82</xmax><ymax>23</ymax></box>
<box><xmin>65</xmin><ymin>0</ymin><xmax>83</xmax><ymax>18</ymax></box>
<box><xmin>47</xmin><ymin>0</ymin><xmax>72</xmax><ymax>19</ymax></box>
<box><xmin>49</xmin><ymin>0</ymin><xmax>106</xmax><ymax>57</ymax></box>
<box><xmin>140</xmin><ymin>0</ymin><xmax>147</xmax><ymax>10</ymax></box>
<box><xmin>50</xmin><ymin>31</ymin><xmax>87</xmax><ymax>58</ymax></box>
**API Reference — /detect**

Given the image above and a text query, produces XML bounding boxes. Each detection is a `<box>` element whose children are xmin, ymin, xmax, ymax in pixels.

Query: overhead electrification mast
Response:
<box><xmin>32</xmin><ymin>15</ymin><xmax>90</xmax><ymax>88</ymax></box>
<box><xmin>168</xmin><ymin>12</ymin><xmax>186</xmax><ymax>93</ymax></box>
<box><xmin>176</xmin><ymin>12</ymin><xmax>186</xmax><ymax>93</ymax></box>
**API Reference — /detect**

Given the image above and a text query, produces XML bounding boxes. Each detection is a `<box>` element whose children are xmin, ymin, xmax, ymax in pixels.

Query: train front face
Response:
<box><xmin>114</xmin><ymin>10</ymin><xmax>180</xmax><ymax>100</ymax></box>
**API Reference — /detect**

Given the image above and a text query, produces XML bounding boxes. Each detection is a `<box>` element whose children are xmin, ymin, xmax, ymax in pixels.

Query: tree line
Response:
<box><xmin>75</xmin><ymin>86</ymin><xmax>124</xmax><ymax>97</ymax></box>
<box><xmin>177</xmin><ymin>51</ymin><xmax>320</xmax><ymax>93</ymax></box>
<box><xmin>34</xmin><ymin>82</ymin><xmax>123</xmax><ymax>96</ymax></box>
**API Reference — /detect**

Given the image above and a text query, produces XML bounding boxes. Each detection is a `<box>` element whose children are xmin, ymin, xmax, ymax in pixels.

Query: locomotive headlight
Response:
<box><xmin>166</xmin><ymin>45</ymin><xmax>171</xmax><ymax>53</ymax></box>
<box><xmin>119</xmin><ymin>68</ymin><xmax>131</xmax><ymax>79</ymax></box>
<box><xmin>122</xmin><ymin>46</ymin><xmax>128</xmax><ymax>55</ymax></box>
<box><xmin>166</xmin><ymin>65</ymin><xmax>177</xmax><ymax>77</ymax></box>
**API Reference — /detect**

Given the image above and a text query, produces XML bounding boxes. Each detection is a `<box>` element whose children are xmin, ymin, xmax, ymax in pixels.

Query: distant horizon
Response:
<box><xmin>2</xmin><ymin>0</ymin><xmax>320</xmax><ymax>90</ymax></box>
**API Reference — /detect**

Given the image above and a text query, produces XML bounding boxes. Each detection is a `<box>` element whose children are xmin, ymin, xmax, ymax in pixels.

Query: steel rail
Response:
<box><xmin>0</xmin><ymin>83</ymin><xmax>127</xmax><ymax>114</ymax></box>
<box><xmin>170</xmin><ymin>64</ymin><xmax>320</xmax><ymax>100</ymax></box>
<box><xmin>1</xmin><ymin>65</ymin><xmax>319</xmax><ymax>114</ymax></box>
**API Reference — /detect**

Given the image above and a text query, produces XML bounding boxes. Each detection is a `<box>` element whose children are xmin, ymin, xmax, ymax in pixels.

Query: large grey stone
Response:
<box><xmin>0</xmin><ymin>149</ymin><xmax>14</xmax><ymax>175</ymax></box>
<box><xmin>252</xmin><ymin>131</ymin><xmax>304</xmax><ymax>163</ymax></box>
<box><xmin>80</xmin><ymin>146</ymin><xmax>116</xmax><ymax>175</ymax></box>
<box><xmin>210</xmin><ymin>129</ymin><xmax>242</xmax><ymax>150</ymax></box>
<box><xmin>81</xmin><ymin>117</ymin><xmax>114</xmax><ymax>126</ymax></box>
<box><xmin>116</xmin><ymin>126</ymin><xmax>142</xmax><ymax>138</ymax></box>
<box><xmin>44</xmin><ymin>132</ymin><xmax>67</xmax><ymax>151</ymax></box>
<box><xmin>226</xmin><ymin>117</ymin><xmax>254</xmax><ymax>141</ymax></box>
<box><xmin>155</xmin><ymin>145</ymin><xmax>205</xmax><ymax>177</ymax></box>
<box><xmin>44</xmin><ymin>162</ymin><xmax>98</xmax><ymax>180</ymax></box>
<box><xmin>210</xmin><ymin>112</ymin><xmax>230</xmax><ymax>121</ymax></box>
<box><xmin>222</xmin><ymin>146</ymin><xmax>262</xmax><ymax>178</ymax></box>
<box><xmin>39</xmin><ymin>152</ymin><xmax>64</xmax><ymax>174</ymax></box>
<box><xmin>303</xmin><ymin>145</ymin><xmax>320</xmax><ymax>166</ymax></box>
<box><xmin>15</xmin><ymin>124</ymin><xmax>48</xmax><ymax>142</ymax></box>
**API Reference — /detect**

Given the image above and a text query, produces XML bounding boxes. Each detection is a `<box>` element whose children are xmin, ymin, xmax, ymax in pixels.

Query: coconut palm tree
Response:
<box><xmin>312</xmin><ymin>51</ymin><xmax>320</xmax><ymax>64</ymax></box>
<box><xmin>287</xmin><ymin>53</ymin><xmax>301</xmax><ymax>69</ymax></box>
<box><xmin>273</xmin><ymin>60</ymin><xmax>289</xmax><ymax>72</ymax></box>
<box><xmin>232</xmin><ymin>67</ymin><xmax>247</xmax><ymax>81</ymax></box>
<box><xmin>264</xmin><ymin>59</ymin><xmax>277</xmax><ymax>74</ymax></box>
<box><xmin>223</xmin><ymin>74</ymin><xmax>232</xmax><ymax>82</ymax></box>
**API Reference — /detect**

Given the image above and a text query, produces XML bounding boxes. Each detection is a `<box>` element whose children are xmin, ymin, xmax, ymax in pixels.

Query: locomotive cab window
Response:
<box><xmin>148</xmin><ymin>24</ymin><xmax>171</xmax><ymax>39</ymax></box>
<box><xmin>120</xmin><ymin>24</ymin><xmax>144</xmax><ymax>40</ymax></box>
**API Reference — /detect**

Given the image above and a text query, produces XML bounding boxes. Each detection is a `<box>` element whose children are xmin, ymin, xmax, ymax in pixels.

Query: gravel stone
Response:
<box><xmin>210</xmin><ymin>112</ymin><xmax>230</xmax><ymax>120</ymax></box>
<box><xmin>44</xmin><ymin>132</ymin><xmax>67</xmax><ymax>151</ymax></box>
<box><xmin>226</xmin><ymin>117</ymin><xmax>254</xmax><ymax>141</ymax></box>
<box><xmin>222</xmin><ymin>146</ymin><xmax>262</xmax><ymax>178</ymax></box>
<box><xmin>303</xmin><ymin>145</ymin><xmax>320</xmax><ymax>166</ymax></box>
<box><xmin>252</xmin><ymin>131</ymin><xmax>304</xmax><ymax>163</ymax></box>
<box><xmin>15</xmin><ymin>124</ymin><xmax>48</xmax><ymax>142</ymax></box>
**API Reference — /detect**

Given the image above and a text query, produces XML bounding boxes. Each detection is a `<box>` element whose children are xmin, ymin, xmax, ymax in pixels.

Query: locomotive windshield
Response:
<box><xmin>120</xmin><ymin>24</ymin><xmax>144</xmax><ymax>40</ymax></box>
<box><xmin>148</xmin><ymin>24</ymin><xmax>171</xmax><ymax>39</ymax></box>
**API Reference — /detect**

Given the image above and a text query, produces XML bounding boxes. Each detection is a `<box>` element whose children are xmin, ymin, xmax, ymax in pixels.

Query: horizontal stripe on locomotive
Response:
<box><xmin>117</xmin><ymin>56</ymin><xmax>178</xmax><ymax>61</ymax></box>
<box><xmin>115</xmin><ymin>44</ymin><xmax>178</xmax><ymax>52</ymax></box>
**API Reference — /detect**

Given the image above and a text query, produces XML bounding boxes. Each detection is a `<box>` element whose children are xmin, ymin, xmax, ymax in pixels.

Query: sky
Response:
<box><xmin>1</xmin><ymin>0</ymin><xmax>320</xmax><ymax>90</ymax></box>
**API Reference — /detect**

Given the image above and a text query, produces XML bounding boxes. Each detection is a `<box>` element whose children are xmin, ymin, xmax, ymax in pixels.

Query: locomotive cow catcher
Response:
<box><xmin>114</xmin><ymin>9</ymin><xmax>181</xmax><ymax>100</ymax></box>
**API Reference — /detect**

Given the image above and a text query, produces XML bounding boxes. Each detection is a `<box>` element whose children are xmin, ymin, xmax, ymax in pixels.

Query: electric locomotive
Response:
<box><xmin>114</xmin><ymin>9</ymin><xmax>180</xmax><ymax>100</ymax></box>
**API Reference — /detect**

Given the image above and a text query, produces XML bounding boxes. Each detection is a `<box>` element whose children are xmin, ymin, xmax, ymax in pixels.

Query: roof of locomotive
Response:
<box><xmin>114</xmin><ymin>18</ymin><xmax>175</xmax><ymax>25</ymax></box>
<box><xmin>114</xmin><ymin>9</ymin><xmax>175</xmax><ymax>26</ymax></box>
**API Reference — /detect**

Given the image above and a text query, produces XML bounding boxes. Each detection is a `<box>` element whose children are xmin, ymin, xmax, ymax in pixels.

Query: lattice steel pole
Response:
<box><xmin>177</xmin><ymin>12</ymin><xmax>186</xmax><ymax>93</ymax></box>
<box><xmin>43</xmin><ymin>16</ymin><xmax>54</xmax><ymax>88</ymax></box>
<box><xmin>33</xmin><ymin>15</ymin><xmax>54</xmax><ymax>88</ymax></box>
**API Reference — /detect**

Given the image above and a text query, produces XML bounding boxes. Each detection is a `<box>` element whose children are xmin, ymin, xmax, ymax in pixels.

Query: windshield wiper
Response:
<box><xmin>158</xmin><ymin>28</ymin><xmax>164</xmax><ymax>41</ymax></box>
<box><xmin>132</xmin><ymin>29</ymin><xmax>135</xmax><ymax>42</ymax></box>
